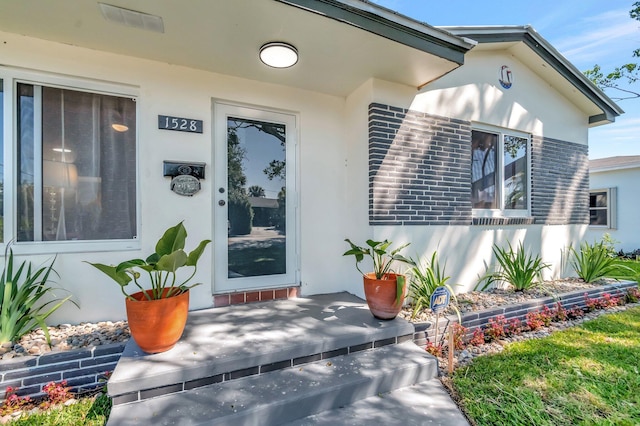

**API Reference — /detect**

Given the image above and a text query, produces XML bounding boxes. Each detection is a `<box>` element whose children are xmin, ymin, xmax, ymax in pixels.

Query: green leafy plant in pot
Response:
<box><xmin>86</xmin><ymin>222</ymin><xmax>211</xmax><ymax>353</ymax></box>
<box><xmin>343</xmin><ymin>239</ymin><xmax>413</xmax><ymax>320</ymax></box>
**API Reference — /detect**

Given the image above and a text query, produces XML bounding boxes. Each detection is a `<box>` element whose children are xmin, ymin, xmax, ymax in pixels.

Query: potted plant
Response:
<box><xmin>343</xmin><ymin>239</ymin><xmax>413</xmax><ymax>320</ymax></box>
<box><xmin>86</xmin><ymin>222</ymin><xmax>211</xmax><ymax>353</ymax></box>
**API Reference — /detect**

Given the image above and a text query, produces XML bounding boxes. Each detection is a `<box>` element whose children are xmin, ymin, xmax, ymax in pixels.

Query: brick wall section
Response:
<box><xmin>369</xmin><ymin>103</ymin><xmax>590</xmax><ymax>226</ymax></box>
<box><xmin>369</xmin><ymin>103</ymin><xmax>473</xmax><ymax>226</ymax></box>
<box><xmin>531</xmin><ymin>135</ymin><xmax>589</xmax><ymax>225</ymax></box>
<box><xmin>213</xmin><ymin>286</ymin><xmax>300</xmax><ymax>307</ymax></box>
<box><xmin>412</xmin><ymin>281</ymin><xmax>637</xmax><ymax>347</ymax></box>
<box><xmin>0</xmin><ymin>342</ymin><xmax>124</xmax><ymax>401</ymax></box>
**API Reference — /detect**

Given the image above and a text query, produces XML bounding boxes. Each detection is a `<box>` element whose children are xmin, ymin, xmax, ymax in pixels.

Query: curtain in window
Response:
<box><xmin>17</xmin><ymin>84</ymin><xmax>136</xmax><ymax>242</ymax></box>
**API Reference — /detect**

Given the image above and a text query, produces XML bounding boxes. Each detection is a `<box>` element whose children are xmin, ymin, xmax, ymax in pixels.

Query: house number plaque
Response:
<box><xmin>170</xmin><ymin>175</ymin><xmax>201</xmax><ymax>196</ymax></box>
<box><xmin>163</xmin><ymin>160</ymin><xmax>206</xmax><ymax>196</ymax></box>
<box><xmin>158</xmin><ymin>115</ymin><xmax>203</xmax><ymax>133</ymax></box>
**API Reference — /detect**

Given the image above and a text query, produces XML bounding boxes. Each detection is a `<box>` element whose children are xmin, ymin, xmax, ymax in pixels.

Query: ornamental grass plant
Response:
<box><xmin>569</xmin><ymin>240</ymin><xmax>634</xmax><ymax>283</ymax></box>
<box><xmin>478</xmin><ymin>241</ymin><xmax>550</xmax><ymax>292</ymax></box>
<box><xmin>408</xmin><ymin>251</ymin><xmax>458</xmax><ymax>320</ymax></box>
<box><xmin>0</xmin><ymin>248</ymin><xmax>76</xmax><ymax>345</ymax></box>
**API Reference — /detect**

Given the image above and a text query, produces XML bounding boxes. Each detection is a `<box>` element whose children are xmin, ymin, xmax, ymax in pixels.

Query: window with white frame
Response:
<box><xmin>1</xmin><ymin>73</ymin><xmax>137</xmax><ymax>248</ymax></box>
<box><xmin>471</xmin><ymin>128</ymin><xmax>530</xmax><ymax>215</ymax></box>
<box><xmin>589</xmin><ymin>188</ymin><xmax>617</xmax><ymax>228</ymax></box>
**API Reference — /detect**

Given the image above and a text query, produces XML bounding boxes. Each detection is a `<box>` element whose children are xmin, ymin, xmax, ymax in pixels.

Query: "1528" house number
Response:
<box><xmin>158</xmin><ymin>115</ymin><xmax>203</xmax><ymax>133</ymax></box>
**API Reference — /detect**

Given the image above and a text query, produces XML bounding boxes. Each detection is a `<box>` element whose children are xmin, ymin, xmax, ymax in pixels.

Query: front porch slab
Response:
<box><xmin>108</xmin><ymin>292</ymin><xmax>414</xmax><ymax>403</ymax></box>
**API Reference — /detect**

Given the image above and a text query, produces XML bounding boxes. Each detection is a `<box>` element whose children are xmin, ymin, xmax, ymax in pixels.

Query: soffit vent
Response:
<box><xmin>98</xmin><ymin>3</ymin><xmax>164</xmax><ymax>33</ymax></box>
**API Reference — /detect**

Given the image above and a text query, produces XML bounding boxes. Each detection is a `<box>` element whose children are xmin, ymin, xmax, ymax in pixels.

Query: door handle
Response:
<box><xmin>218</xmin><ymin>200</ymin><xmax>226</xmax><ymax>206</ymax></box>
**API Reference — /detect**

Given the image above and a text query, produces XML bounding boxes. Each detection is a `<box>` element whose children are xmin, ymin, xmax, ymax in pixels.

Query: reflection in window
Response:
<box><xmin>503</xmin><ymin>135</ymin><xmax>527</xmax><ymax>210</ymax></box>
<box><xmin>226</xmin><ymin>117</ymin><xmax>286</xmax><ymax>278</ymax></box>
<box><xmin>471</xmin><ymin>129</ymin><xmax>529</xmax><ymax>213</ymax></box>
<box><xmin>17</xmin><ymin>84</ymin><xmax>136</xmax><ymax>242</ymax></box>
<box><xmin>471</xmin><ymin>130</ymin><xmax>497</xmax><ymax>209</ymax></box>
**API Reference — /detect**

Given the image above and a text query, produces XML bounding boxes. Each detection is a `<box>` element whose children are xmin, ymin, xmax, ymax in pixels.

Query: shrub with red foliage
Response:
<box><xmin>584</xmin><ymin>293</ymin><xmax>599</xmax><ymax>312</ymax></box>
<box><xmin>451</xmin><ymin>323</ymin><xmax>467</xmax><ymax>350</ymax></box>
<box><xmin>485</xmin><ymin>315</ymin><xmax>507</xmax><ymax>341</ymax></box>
<box><xmin>539</xmin><ymin>306</ymin><xmax>554</xmax><ymax>326</ymax></box>
<box><xmin>425</xmin><ymin>341</ymin><xmax>443</xmax><ymax>357</ymax></box>
<box><xmin>40</xmin><ymin>380</ymin><xmax>72</xmax><ymax>409</ymax></box>
<box><xmin>567</xmin><ymin>306</ymin><xmax>585</xmax><ymax>319</ymax></box>
<box><xmin>1</xmin><ymin>386</ymin><xmax>32</xmax><ymax>415</ymax></box>
<box><xmin>506</xmin><ymin>318</ymin><xmax>522</xmax><ymax>336</ymax></box>
<box><xmin>526</xmin><ymin>311</ymin><xmax>544</xmax><ymax>331</ymax></box>
<box><xmin>469</xmin><ymin>328</ymin><xmax>486</xmax><ymax>346</ymax></box>
<box><xmin>554</xmin><ymin>302</ymin><xmax>568</xmax><ymax>322</ymax></box>
<box><xmin>626</xmin><ymin>287</ymin><xmax>640</xmax><ymax>303</ymax></box>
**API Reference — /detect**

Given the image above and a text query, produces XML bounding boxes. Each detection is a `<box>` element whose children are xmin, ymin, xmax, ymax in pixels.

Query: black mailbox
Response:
<box><xmin>163</xmin><ymin>161</ymin><xmax>206</xmax><ymax>179</ymax></box>
<box><xmin>163</xmin><ymin>161</ymin><xmax>206</xmax><ymax>196</ymax></box>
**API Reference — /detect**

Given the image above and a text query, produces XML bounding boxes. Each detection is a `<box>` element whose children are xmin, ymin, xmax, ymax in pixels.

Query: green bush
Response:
<box><xmin>228</xmin><ymin>191</ymin><xmax>253</xmax><ymax>236</ymax></box>
<box><xmin>478</xmin><ymin>241</ymin><xmax>549</xmax><ymax>292</ymax></box>
<box><xmin>0</xmin><ymin>249</ymin><xmax>76</xmax><ymax>345</ymax></box>
<box><xmin>569</xmin><ymin>240</ymin><xmax>633</xmax><ymax>283</ymax></box>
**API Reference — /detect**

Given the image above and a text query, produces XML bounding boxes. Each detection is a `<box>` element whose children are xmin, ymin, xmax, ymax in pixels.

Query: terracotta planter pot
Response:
<box><xmin>125</xmin><ymin>289</ymin><xmax>190</xmax><ymax>354</ymax></box>
<box><xmin>363</xmin><ymin>273</ymin><xmax>406</xmax><ymax>320</ymax></box>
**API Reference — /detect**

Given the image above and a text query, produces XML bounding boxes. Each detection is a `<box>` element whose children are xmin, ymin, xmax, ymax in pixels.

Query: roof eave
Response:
<box><xmin>442</xmin><ymin>25</ymin><xmax>624</xmax><ymax>125</ymax></box>
<box><xmin>590</xmin><ymin>163</ymin><xmax>640</xmax><ymax>173</ymax></box>
<box><xmin>276</xmin><ymin>0</ymin><xmax>476</xmax><ymax>65</ymax></box>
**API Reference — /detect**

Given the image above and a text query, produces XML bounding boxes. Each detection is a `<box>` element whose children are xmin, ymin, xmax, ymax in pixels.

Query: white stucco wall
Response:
<box><xmin>585</xmin><ymin>167</ymin><xmax>640</xmax><ymax>252</ymax></box>
<box><xmin>0</xmin><ymin>30</ymin><xmax>355</xmax><ymax>323</ymax></box>
<box><xmin>0</xmin><ymin>32</ymin><xmax>598</xmax><ymax>323</ymax></box>
<box><xmin>410</xmin><ymin>51</ymin><xmax>588</xmax><ymax>143</ymax></box>
<box><xmin>357</xmin><ymin>50</ymin><xmax>592</xmax><ymax>292</ymax></box>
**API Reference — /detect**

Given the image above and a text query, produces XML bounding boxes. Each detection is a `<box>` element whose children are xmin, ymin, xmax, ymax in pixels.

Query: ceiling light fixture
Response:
<box><xmin>259</xmin><ymin>42</ymin><xmax>298</xmax><ymax>68</ymax></box>
<box><xmin>111</xmin><ymin>123</ymin><xmax>129</xmax><ymax>132</ymax></box>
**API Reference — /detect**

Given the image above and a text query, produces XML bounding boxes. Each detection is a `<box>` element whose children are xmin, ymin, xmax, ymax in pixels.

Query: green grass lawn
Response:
<box><xmin>9</xmin><ymin>394</ymin><xmax>110</xmax><ymax>425</ymax></box>
<box><xmin>611</xmin><ymin>258</ymin><xmax>640</xmax><ymax>280</ymax></box>
<box><xmin>452</xmin><ymin>307</ymin><xmax>640</xmax><ymax>426</ymax></box>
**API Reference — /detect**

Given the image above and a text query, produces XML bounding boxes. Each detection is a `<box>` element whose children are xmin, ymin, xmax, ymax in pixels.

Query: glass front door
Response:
<box><xmin>214</xmin><ymin>102</ymin><xmax>297</xmax><ymax>292</ymax></box>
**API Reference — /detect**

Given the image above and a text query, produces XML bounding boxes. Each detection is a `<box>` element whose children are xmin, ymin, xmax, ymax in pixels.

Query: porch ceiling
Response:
<box><xmin>0</xmin><ymin>0</ymin><xmax>469</xmax><ymax>96</ymax></box>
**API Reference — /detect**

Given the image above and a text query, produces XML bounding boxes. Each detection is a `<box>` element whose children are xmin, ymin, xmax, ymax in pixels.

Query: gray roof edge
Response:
<box><xmin>275</xmin><ymin>0</ymin><xmax>476</xmax><ymax>65</ymax></box>
<box><xmin>441</xmin><ymin>25</ymin><xmax>624</xmax><ymax>121</ymax></box>
<box><xmin>589</xmin><ymin>155</ymin><xmax>640</xmax><ymax>172</ymax></box>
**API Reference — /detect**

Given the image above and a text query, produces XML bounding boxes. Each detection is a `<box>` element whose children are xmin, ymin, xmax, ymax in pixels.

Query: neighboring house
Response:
<box><xmin>0</xmin><ymin>1</ymin><xmax>621</xmax><ymax>324</ymax></box>
<box><xmin>585</xmin><ymin>156</ymin><xmax>640</xmax><ymax>252</ymax></box>
<box><xmin>247</xmin><ymin>196</ymin><xmax>280</xmax><ymax>228</ymax></box>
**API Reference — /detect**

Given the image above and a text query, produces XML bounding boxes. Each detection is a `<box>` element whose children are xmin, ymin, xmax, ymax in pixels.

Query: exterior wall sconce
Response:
<box><xmin>259</xmin><ymin>42</ymin><xmax>298</xmax><ymax>68</ymax></box>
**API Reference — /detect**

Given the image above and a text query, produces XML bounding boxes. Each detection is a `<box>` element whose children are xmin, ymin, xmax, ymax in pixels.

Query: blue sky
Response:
<box><xmin>371</xmin><ymin>0</ymin><xmax>639</xmax><ymax>159</ymax></box>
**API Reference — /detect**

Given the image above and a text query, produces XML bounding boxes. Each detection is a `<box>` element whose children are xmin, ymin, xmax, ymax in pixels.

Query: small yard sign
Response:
<box><xmin>430</xmin><ymin>286</ymin><xmax>451</xmax><ymax>314</ymax></box>
<box><xmin>430</xmin><ymin>286</ymin><xmax>452</xmax><ymax>351</ymax></box>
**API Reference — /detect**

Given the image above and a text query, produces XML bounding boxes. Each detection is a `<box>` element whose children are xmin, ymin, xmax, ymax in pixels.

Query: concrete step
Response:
<box><xmin>107</xmin><ymin>340</ymin><xmax>438</xmax><ymax>426</ymax></box>
<box><xmin>283</xmin><ymin>379</ymin><xmax>470</xmax><ymax>426</ymax></box>
<box><xmin>107</xmin><ymin>293</ymin><xmax>415</xmax><ymax>405</ymax></box>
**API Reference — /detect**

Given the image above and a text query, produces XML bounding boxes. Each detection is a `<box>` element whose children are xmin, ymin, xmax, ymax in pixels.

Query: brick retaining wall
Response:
<box><xmin>412</xmin><ymin>281</ymin><xmax>638</xmax><ymax>347</ymax></box>
<box><xmin>0</xmin><ymin>342</ymin><xmax>124</xmax><ymax>401</ymax></box>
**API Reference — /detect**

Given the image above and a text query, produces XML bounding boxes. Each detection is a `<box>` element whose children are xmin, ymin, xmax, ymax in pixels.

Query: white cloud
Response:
<box><xmin>552</xmin><ymin>8</ymin><xmax>638</xmax><ymax>67</ymax></box>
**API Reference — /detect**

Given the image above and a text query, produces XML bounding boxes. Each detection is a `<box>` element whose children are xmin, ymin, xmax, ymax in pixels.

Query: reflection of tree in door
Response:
<box><xmin>227</xmin><ymin>117</ymin><xmax>286</xmax><ymax>278</ymax></box>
